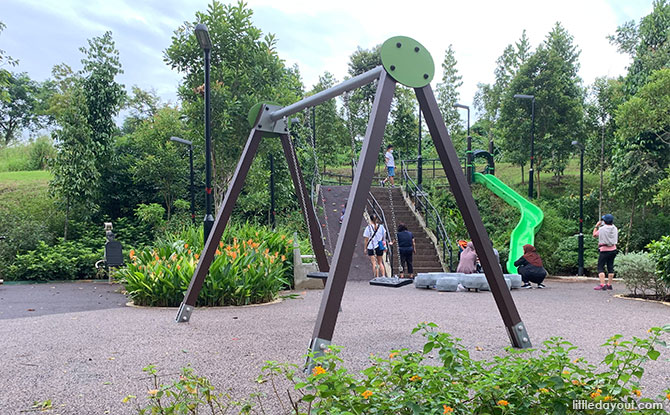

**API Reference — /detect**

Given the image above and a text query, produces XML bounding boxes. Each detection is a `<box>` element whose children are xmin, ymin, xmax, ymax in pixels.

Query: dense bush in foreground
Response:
<box><xmin>116</xmin><ymin>224</ymin><xmax>295</xmax><ymax>307</ymax></box>
<box><xmin>127</xmin><ymin>324</ymin><xmax>670</xmax><ymax>414</ymax></box>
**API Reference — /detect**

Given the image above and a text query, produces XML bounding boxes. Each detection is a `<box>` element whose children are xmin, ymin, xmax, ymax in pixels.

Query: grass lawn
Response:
<box><xmin>0</xmin><ymin>170</ymin><xmax>57</xmax><ymax>223</ymax></box>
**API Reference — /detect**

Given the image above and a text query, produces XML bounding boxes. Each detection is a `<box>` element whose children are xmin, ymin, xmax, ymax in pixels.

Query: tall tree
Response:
<box><xmin>79</xmin><ymin>31</ymin><xmax>125</xmax><ymax>163</ymax></box>
<box><xmin>0</xmin><ymin>73</ymin><xmax>42</xmax><ymax>144</ymax></box>
<box><xmin>343</xmin><ymin>45</ymin><xmax>382</xmax><ymax>149</ymax></box>
<box><xmin>49</xmin><ymin>80</ymin><xmax>98</xmax><ymax>240</ymax></box>
<box><xmin>307</xmin><ymin>72</ymin><xmax>348</xmax><ymax>167</ymax></box>
<box><xmin>498</xmin><ymin>23</ymin><xmax>584</xmax><ymax>197</ymax></box>
<box><xmin>164</xmin><ymin>0</ymin><xmax>303</xmax><ymax>208</ymax></box>
<box><xmin>0</xmin><ymin>21</ymin><xmax>19</xmax><ymax>99</ymax></box>
<box><xmin>387</xmin><ymin>86</ymin><xmax>419</xmax><ymax>159</ymax></box>
<box><xmin>435</xmin><ymin>45</ymin><xmax>462</xmax><ymax>134</ymax></box>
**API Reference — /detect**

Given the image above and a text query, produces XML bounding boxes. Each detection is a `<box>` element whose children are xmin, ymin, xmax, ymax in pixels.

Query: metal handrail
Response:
<box><xmin>401</xmin><ymin>159</ymin><xmax>454</xmax><ymax>271</ymax></box>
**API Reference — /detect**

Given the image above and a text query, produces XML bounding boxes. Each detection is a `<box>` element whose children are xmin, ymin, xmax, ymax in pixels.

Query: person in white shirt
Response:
<box><xmin>381</xmin><ymin>144</ymin><xmax>395</xmax><ymax>187</ymax></box>
<box><xmin>363</xmin><ymin>214</ymin><xmax>387</xmax><ymax>278</ymax></box>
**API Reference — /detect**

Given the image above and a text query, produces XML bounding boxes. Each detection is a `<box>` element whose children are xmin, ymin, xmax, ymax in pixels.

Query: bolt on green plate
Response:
<box><xmin>380</xmin><ymin>36</ymin><xmax>434</xmax><ymax>88</ymax></box>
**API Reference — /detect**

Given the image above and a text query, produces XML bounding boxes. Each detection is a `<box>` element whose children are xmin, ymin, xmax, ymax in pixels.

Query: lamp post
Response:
<box><xmin>572</xmin><ymin>140</ymin><xmax>585</xmax><ymax>276</ymax></box>
<box><xmin>195</xmin><ymin>23</ymin><xmax>214</xmax><ymax>239</ymax></box>
<box><xmin>514</xmin><ymin>94</ymin><xmax>535</xmax><ymax>199</ymax></box>
<box><xmin>453</xmin><ymin>103</ymin><xmax>471</xmax><ymax>183</ymax></box>
<box><xmin>170</xmin><ymin>136</ymin><xmax>196</xmax><ymax>224</ymax></box>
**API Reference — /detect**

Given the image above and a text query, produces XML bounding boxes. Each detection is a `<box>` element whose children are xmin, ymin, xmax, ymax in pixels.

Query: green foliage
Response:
<box><xmin>0</xmin><ymin>72</ymin><xmax>48</xmax><ymax>145</ymax></box>
<box><xmin>135</xmin><ymin>324</ymin><xmax>670</xmax><ymax>414</ymax></box>
<box><xmin>135</xmin><ymin>203</ymin><xmax>166</xmax><ymax>230</ymax></box>
<box><xmin>387</xmin><ymin>87</ymin><xmax>419</xmax><ymax>159</ymax></box>
<box><xmin>129</xmin><ymin>106</ymin><xmax>188</xmax><ymax>219</ymax></box>
<box><xmin>648</xmin><ymin>235</ymin><xmax>670</xmax><ymax>286</ymax></box>
<box><xmin>533</xmin><ymin>203</ymin><xmax>574</xmax><ymax>274</ymax></box>
<box><xmin>125</xmin><ymin>365</ymin><xmax>253</xmax><ymax>414</ymax></box>
<box><xmin>164</xmin><ymin>0</ymin><xmax>303</xmax><ymax>206</ymax></box>
<box><xmin>6</xmin><ymin>240</ymin><xmax>102</xmax><ymax>281</ymax></box>
<box><xmin>555</xmin><ymin>234</ymin><xmax>600</xmax><ymax>276</ymax></box>
<box><xmin>308</xmin><ymin>72</ymin><xmax>349</xmax><ymax>166</ymax></box>
<box><xmin>435</xmin><ymin>44</ymin><xmax>463</xmax><ymax>134</ymax></box>
<box><xmin>617</xmin><ymin>252</ymin><xmax>667</xmax><ymax>298</ymax></box>
<box><xmin>116</xmin><ymin>223</ymin><xmax>295</xmax><ymax>307</ymax></box>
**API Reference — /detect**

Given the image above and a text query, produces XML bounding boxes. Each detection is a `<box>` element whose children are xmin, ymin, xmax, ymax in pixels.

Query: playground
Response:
<box><xmin>1</xmin><ymin>279</ymin><xmax>668</xmax><ymax>414</ymax></box>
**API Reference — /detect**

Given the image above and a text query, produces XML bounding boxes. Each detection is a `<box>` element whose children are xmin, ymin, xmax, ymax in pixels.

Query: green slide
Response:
<box><xmin>473</xmin><ymin>172</ymin><xmax>544</xmax><ymax>274</ymax></box>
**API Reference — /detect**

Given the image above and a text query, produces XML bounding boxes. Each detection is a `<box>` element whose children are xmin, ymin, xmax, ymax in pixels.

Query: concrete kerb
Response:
<box><xmin>613</xmin><ymin>294</ymin><xmax>670</xmax><ymax>308</ymax></box>
<box><xmin>125</xmin><ymin>296</ymin><xmax>286</xmax><ymax>309</ymax></box>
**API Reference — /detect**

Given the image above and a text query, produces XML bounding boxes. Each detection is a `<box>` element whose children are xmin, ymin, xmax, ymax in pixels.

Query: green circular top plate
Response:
<box><xmin>248</xmin><ymin>102</ymin><xmax>264</xmax><ymax>128</ymax></box>
<box><xmin>380</xmin><ymin>36</ymin><xmax>434</xmax><ymax>88</ymax></box>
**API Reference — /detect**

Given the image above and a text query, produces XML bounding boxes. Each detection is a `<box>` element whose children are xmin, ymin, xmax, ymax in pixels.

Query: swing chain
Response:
<box><xmin>286</xmin><ymin>117</ymin><xmax>316</xmax><ymax>252</ymax></box>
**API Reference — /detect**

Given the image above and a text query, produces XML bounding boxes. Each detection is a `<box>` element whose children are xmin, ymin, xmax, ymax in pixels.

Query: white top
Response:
<box><xmin>363</xmin><ymin>224</ymin><xmax>386</xmax><ymax>250</ymax></box>
<box><xmin>385</xmin><ymin>151</ymin><xmax>395</xmax><ymax>167</ymax></box>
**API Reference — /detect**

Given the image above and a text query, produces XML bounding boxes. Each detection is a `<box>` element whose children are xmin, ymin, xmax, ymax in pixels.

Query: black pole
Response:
<box><xmin>418</xmin><ymin>107</ymin><xmax>422</xmax><ymax>189</ymax></box>
<box><xmin>466</xmin><ymin>107</ymin><xmax>472</xmax><ymax>184</ymax></box>
<box><xmin>270</xmin><ymin>153</ymin><xmax>276</xmax><ymax>230</ymax></box>
<box><xmin>528</xmin><ymin>98</ymin><xmax>535</xmax><ymax>199</ymax></box>
<box><xmin>578</xmin><ymin>147</ymin><xmax>584</xmax><ymax>276</ymax></box>
<box><xmin>189</xmin><ymin>144</ymin><xmax>195</xmax><ymax>224</ymax></box>
<box><xmin>203</xmin><ymin>47</ymin><xmax>214</xmax><ymax>239</ymax></box>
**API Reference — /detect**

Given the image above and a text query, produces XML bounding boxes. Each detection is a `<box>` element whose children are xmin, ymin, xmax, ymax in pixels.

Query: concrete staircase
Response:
<box><xmin>369</xmin><ymin>186</ymin><xmax>444</xmax><ymax>274</ymax></box>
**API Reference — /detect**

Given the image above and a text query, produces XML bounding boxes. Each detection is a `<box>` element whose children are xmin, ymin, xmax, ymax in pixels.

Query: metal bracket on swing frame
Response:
<box><xmin>255</xmin><ymin>104</ymin><xmax>288</xmax><ymax>134</ymax></box>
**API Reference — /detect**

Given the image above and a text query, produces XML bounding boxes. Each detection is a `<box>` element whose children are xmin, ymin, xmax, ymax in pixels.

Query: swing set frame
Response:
<box><xmin>175</xmin><ymin>36</ymin><xmax>532</xmax><ymax>365</ymax></box>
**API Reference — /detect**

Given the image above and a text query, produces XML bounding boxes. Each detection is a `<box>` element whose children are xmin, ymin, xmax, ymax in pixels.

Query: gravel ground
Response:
<box><xmin>1</xmin><ymin>279</ymin><xmax>669</xmax><ymax>414</ymax></box>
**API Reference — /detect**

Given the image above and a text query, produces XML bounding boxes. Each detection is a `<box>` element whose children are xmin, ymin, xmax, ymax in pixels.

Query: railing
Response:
<box><xmin>401</xmin><ymin>159</ymin><xmax>454</xmax><ymax>271</ymax></box>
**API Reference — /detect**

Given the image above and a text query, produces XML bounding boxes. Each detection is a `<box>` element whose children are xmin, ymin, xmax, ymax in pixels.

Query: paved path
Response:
<box><xmin>1</xmin><ymin>280</ymin><xmax>669</xmax><ymax>414</ymax></box>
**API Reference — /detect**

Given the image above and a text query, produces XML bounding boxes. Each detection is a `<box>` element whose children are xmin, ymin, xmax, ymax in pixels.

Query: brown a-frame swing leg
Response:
<box><xmin>176</xmin><ymin>128</ymin><xmax>264</xmax><ymax>322</ymax></box>
<box><xmin>415</xmin><ymin>85</ymin><xmax>532</xmax><ymax>349</ymax></box>
<box><xmin>279</xmin><ymin>134</ymin><xmax>329</xmax><ymax>272</ymax></box>
<box><xmin>307</xmin><ymin>70</ymin><xmax>397</xmax><ymax>362</ymax></box>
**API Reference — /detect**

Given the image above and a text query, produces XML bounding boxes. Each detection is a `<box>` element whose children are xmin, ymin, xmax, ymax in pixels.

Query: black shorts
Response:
<box><xmin>367</xmin><ymin>248</ymin><xmax>385</xmax><ymax>257</ymax></box>
<box><xmin>597</xmin><ymin>250</ymin><xmax>618</xmax><ymax>274</ymax></box>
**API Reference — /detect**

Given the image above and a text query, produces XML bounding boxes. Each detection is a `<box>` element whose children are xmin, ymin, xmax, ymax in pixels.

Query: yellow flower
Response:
<box><xmin>562</xmin><ymin>370</ymin><xmax>570</xmax><ymax>375</ymax></box>
<box><xmin>185</xmin><ymin>385</ymin><xmax>197</xmax><ymax>394</ymax></box>
<box><xmin>312</xmin><ymin>366</ymin><xmax>326</xmax><ymax>376</ymax></box>
<box><xmin>632</xmin><ymin>389</ymin><xmax>641</xmax><ymax>397</ymax></box>
<box><xmin>443</xmin><ymin>405</ymin><xmax>454</xmax><ymax>414</ymax></box>
<box><xmin>148</xmin><ymin>389</ymin><xmax>158</xmax><ymax>396</ymax></box>
<box><xmin>361</xmin><ymin>390</ymin><xmax>373</xmax><ymax>399</ymax></box>
<box><xmin>497</xmin><ymin>400</ymin><xmax>509</xmax><ymax>406</ymax></box>
<box><xmin>603</xmin><ymin>396</ymin><xmax>613</xmax><ymax>402</ymax></box>
<box><xmin>389</xmin><ymin>352</ymin><xmax>398</xmax><ymax>359</ymax></box>
<box><xmin>409</xmin><ymin>375</ymin><xmax>422</xmax><ymax>382</ymax></box>
<box><xmin>572</xmin><ymin>380</ymin><xmax>581</xmax><ymax>385</ymax></box>
<box><xmin>573</xmin><ymin>358</ymin><xmax>580</xmax><ymax>363</ymax></box>
<box><xmin>538</xmin><ymin>388</ymin><xmax>549</xmax><ymax>393</ymax></box>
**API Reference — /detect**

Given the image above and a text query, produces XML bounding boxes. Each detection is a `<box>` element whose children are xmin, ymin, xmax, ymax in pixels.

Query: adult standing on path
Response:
<box><xmin>363</xmin><ymin>214</ymin><xmax>387</xmax><ymax>279</ymax></box>
<box><xmin>396</xmin><ymin>223</ymin><xmax>416</xmax><ymax>279</ymax></box>
<box><xmin>593</xmin><ymin>214</ymin><xmax>618</xmax><ymax>291</ymax></box>
<box><xmin>514</xmin><ymin>244</ymin><xmax>547</xmax><ymax>289</ymax></box>
<box><xmin>381</xmin><ymin>144</ymin><xmax>395</xmax><ymax>187</ymax></box>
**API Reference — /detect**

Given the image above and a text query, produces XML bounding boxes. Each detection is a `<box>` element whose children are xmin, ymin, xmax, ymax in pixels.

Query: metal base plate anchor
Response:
<box><xmin>175</xmin><ymin>302</ymin><xmax>194</xmax><ymax>323</ymax></box>
<box><xmin>507</xmin><ymin>322</ymin><xmax>532</xmax><ymax>349</ymax></box>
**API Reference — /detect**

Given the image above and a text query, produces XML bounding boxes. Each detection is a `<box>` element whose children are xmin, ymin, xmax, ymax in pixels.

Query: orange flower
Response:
<box><xmin>361</xmin><ymin>390</ymin><xmax>373</xmax><ymax>399</ymax></box>
<box><xmin>632</xmin><ymin>389</ymin><xmax>641</xmax><ymax>397</ymax></box>
<box><xmin>216</xmin><ymin>249</ymin><xmax>222</xmax><ymax>256</ymax></box>
<box><xmin>219</xmin><ymin>241</ymin><xmax>224</xmax><ymax>248</ymax></box>
<box><xmin>194</xmin><ymin>253</ymin><xmax>200</xmax><ymax>260</ymax></box>
<box><xmin>281</xmin><ymin>234</ymin><xmax>286</xmax><ymax>240</ymax></box>
<box><xmin>231</xmin><ymin>251</ymin><xmax>237</xmax><ymax>260</ymax></box>
<box><xmin>269</xmin><ymin>257</ymin><xmax>274</xmax><ymax>264</ymax></box>
<box><xmin>187</xmin><ymin>250</ymin><xmax>192</xmax><ymax>255</ymax></box>
<box><xmin>148</xmin><ymin>389</ymin><xmax>158</xmax><ymax>396</ymax></box>
<box><xmin>288</xmin><ymin>239</ymin><xmax>293</xmax><ymax>244</ymax></box>
<box><xmin>409</xmin><ymin>375</ymin><xmax>421</xmax><ymax>382</ymax></box>
<box><xmin>129</xmin><ymin>249</ymin><xmax>135</xmax><ymax>259</ymax></box>
<box><xmin>538</xmin><ymin>388</ymin><xmax>549</xmax><ymax>393</ymax></box>
<box><xmin>176</xmin><ymin>265</ymin><xmax>181</xmax><ymax>270</ymax></box>
<box><xmin>603</xmin><ymin>396</ymin><xmax>613</xmax><ymax>402</ymax></box>
<box><xmin>389</xmin><ymin>352</ymin><xmax>398</xmax><ymax>359</ymax></box>
<box><xmin>666</xmin><ymin>392</ymin><xmax>670</xmax><ymax>400</ymax></box>
<box><xmin>497</xmin><ymin>400</ymin><xmax>508</xmax><ymax>406</ymax></box>
<box><xmin>281</xmin><ymin>255</ymin><xmax>286</xmax><ymax>261</ymax></box>
<box><xmin>572</xmin><ymin>380</ymin><xmax>581</xmax><ymax>385</ymax></box>
<box><xmin>443</xmin><ymin>405</ymin><xmax>454</xmax><ymax>414</ymax></box>
<box><xmin>312</xmin><ymin>366</ymin><xmax>326</xmax><ymax>376</ymax></box>
<box><xmin>562</xmin><ymin>370</ymin><xmax>570</xmax><ymax>375</ymax></box>
<box><xmin>184</xmin><ymin>243</ymin><xmax>188</xmax><ymax>249</ymax></box>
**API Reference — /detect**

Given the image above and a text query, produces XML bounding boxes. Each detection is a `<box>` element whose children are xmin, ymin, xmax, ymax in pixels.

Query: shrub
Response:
<box><xmin>555</xmin><ymin>234</ymin><xmax>600</xmax><ymax>276</ymax></box>
<box><xmin>534</xmin><ymin>203</ymin><xmax>574</xmax><ymax>274</ymax></box>
<box><xmin>116</xmin><ymin>223</ymin><xmax>295</xmax><ymax>307</ymax></box>
<box><xmin>648</xmin><ymin>235</ymin><xmax>670</xmax><ymax>287</ymax></box>
<box><xmin>135</xmin><ymin>203</ymin><xmax>166</xmax><ymax>230</ymax></box>
<box><xmin>28</xmin><ymin>136</ymin><xmax>56</xmax><ymax>170</ymax></box>
<box><xmin>6</xmin><ymin>240</ymin><xmax>103</xmax><ymax>281</ymax></box>
<box><xmin>129</xmin><ymin>324</ymin><xmax>670</xmax><ymax>414</ymax></box>
<box><xmin>617</xmin><ymin>252</ymin><xmax>668</xmax><ymax>298</ymax></box>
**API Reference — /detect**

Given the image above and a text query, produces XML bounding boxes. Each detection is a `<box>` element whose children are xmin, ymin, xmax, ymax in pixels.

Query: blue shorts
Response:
<box><xmin>387</xmin><ymin>166</ymin><xmax>395</xmax><ymax>177</ymax></box>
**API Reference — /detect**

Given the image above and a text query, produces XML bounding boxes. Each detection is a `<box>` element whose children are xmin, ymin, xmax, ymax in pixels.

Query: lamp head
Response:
<box><xmin>571</xmin><ymin>140</ymin><xmax>584</xmax><ymax>150</ymax></box>
<box><xmin>453</xmin><ymin>103</ymin><xmax>469</xmax><ymax>110</ymax></box>
<box><xmin>170</xmin><ymin>136</ymin><xmax>192</xmax><ymax>146</ymax></box>
<box><xmin>514</xmin><ymin>94</ymin><xmax>534</xmax><ymax>100</ymax></box>
<box><xmin>194</xmin><ymin>23</ymin><xmax>212</xmax><ymax>50</ymax></box>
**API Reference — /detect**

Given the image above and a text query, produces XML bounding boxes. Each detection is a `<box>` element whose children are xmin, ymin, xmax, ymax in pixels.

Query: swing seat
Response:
<box><xmin>306</xmin><ymin>271</ymin><xmax>329</xmax><ymax>280</ymax></box>
<box><xmin>369</xmin><ymin>276</ymin><xmax>414</xmax><ymax>288</ymax></box>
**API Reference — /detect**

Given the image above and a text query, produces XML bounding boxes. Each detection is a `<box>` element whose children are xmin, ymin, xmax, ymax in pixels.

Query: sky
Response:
<box><xmin>0</xmin><ymin>0</ymin><xmax>656</xmax><ymax>124</ymax></box>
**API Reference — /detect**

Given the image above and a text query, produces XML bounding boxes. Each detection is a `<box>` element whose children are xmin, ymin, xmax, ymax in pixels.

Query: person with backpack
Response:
<box><xmin>363</xmin><ymin>214</ymin><xmax>387</xmax><ymax>278</ymax></box>
<box><xmin>396</xmin><ymin>223</ymin><xmax>416</xmax><ymax>279</ymax></box>
<box><xmin>593</xmin><ymin>213</ymin><xmax>618</xmax><ymax>291</ymax></box>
